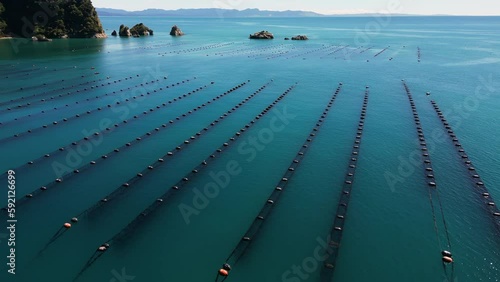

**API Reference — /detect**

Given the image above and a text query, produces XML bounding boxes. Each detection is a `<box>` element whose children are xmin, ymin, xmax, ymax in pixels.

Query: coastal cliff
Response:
<box><xmin>0</xmin><ymin>0</ymin><xmax>105</xmax><ymax>39</ymax></box>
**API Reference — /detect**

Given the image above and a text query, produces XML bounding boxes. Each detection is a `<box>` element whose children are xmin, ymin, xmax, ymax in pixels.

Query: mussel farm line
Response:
<box><xmin>0</xmin><ymin>74</ymin><xmax>141</xmax><ymax>112</ymax></box>
<box><xmin>215</xmin><ymin>83</ymin><xmax>344</xmax><ymax>282</ymax></box>
<box><xmin>0</xmin><ymin>76</ymin><xmax>196</xmax><ymax>142</ymax></box>
<box><xmin>36</xmin><ymin>80</ymin><xmax>260</xmax><ymax>254</ymax></box>
<box><xmin>72</xmin><ymin>83</ymin><xmax>297</xmax><ymax>281</ymax></box>
<box><xmin>0</xmin><ymin>74</ymin><xmax>178</xmax><ymax>127</ymax></box>
<box><xmin>4</xmin><ymin>81</ymin><xmax>247</xmax><ymax>208</ymax></box>
<box><xmin>402</xmin><ymin>81</ymin><xmax>454</xmax><ymax>278</ymax></box>
<box><xmin>0</xmin><ymin>77</ymin><xmax>199</xmax><ymax>182</ymax></box>
<box><xmin>429</xmin><ymin>100</ymin><xmax>500</xmax><ymax>231</ymax></box>
<box><xmin>320</xmin><ymin>87</ymin><xmax>369</xmax><ymax>282</ymax></box>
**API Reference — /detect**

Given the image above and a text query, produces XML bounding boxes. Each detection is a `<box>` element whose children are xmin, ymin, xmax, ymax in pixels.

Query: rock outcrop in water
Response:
<box><xmin>0</xmin><ymin>0</ymin><xmax>106</xmax><ymax>39</ymax></box>
<box><xmin>111</xmin><ymin>30</ymin><xmax>117</xmax><ymax>36</ymax></box>
<box><xmin>170</xmin><ymin>25</ymin><xmax>184</xmax><ymax>36</ymax></box>
<box><xmin>119</xmin><ymin>25</ymin><xmax>131</xmax><ymax>37</ymax></box>
<box><xmin>249</xmin><ymin>30</ymin><xmax>274</xmax><ymax>39</ymax></box>
<box><xmin>291</xmin><ymin>35</ymin><xmax>308</xmax><ymax>40</ymax></box>
<box><xmin>130</xmin><ymin>23</ymin><xmax>154</xmax><ymax>36</ymax></box>
<box><xmin>117</xmin><ymin>23</ymin><xmax>154</xmax><ymax>37</ymax></box>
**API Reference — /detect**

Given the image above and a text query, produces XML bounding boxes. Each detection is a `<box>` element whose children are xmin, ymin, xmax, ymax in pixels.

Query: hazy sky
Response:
<box><xmin>92</xmin><ymin>0</ymin><xmax>500</xmax><ymax>15</ymax></box>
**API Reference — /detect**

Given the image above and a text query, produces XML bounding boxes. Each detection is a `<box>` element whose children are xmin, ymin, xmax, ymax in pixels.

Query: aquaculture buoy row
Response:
<box><xmin>217</xmin><ymin>44</ymin><xmax>285</xmax><ymax>57</ymax></box>
<box><xmin>260</xmin><ymin>44</ymin><xmax>308</xmax><ymax>60</ymax></box>
<box><xmin>159</xmin><ymin>42</ymin><xmax>234</xmax><ymax>56</ymax></box>
<box><xmin>216</xmin><ymin>83</ymin><xmax>343</xmax><ymax>282</ymax></box>
<box><xmin>286</xmin><ymin>44</ymin><xmax>339</xmax><ymax>60</ymax></box>
<box><xmin>261</xmin><ymin>47</ymin><xmax>294</xmax><ymax>60</ymax></box>
<box><xmin>359</xmin><ymin>46</ymin><xmax>373</xmax><ymax>54</ymax></box>
<box><xmin>0</xmin><ymin>76</ymin><xmax>190</xmax><ymax>143</ymax></box>
<box><xmin>34</xmin><ymin>80</ymin><xmax>257</xmax><ymax>253</ymax></box>
<box><xmin>7</xmin><ymin>81</ymin><xmax>234</xmax><ymax>207</ymax></box>
<box><xmin>246</xmin><ymin>44</ymin><xmax>288</xmax><ymax>59</ymax></box>
<box><xmin>2</xmin><ymin>77</ymin><xmax>198</xmax><ymax>178</ymax></box>
<box><xmin>0</xmin><ymin>74</ymin><xmax>140</xmax><ymax>113</ymax></box>
<box><xmin>374</xmin><ymin>46</ymin><xmax>390</xmax><ymax>57</ymax></box>
<box><xmin>321</xmin><ymin>88</ymin><xmax>369</xmax><ymax>278</ymax></box>
<box><xmin>0</xmin><ymin>73</ymin><xmax>111</xmax><ymax>108</ymax></box>
<box><xmin>63</xmin><ymin>81</ymin><xmax>268</xmax><ymax>223</ymax></box>
<box><xmin>333</xmin><ymin>46</ymin><xmax>363</xmax><ymax>60</ymax></box>
<box><xmin>0</xmin><ymin>75</ymin><xmax>173</xmax><ymax>127</ymax></box>
<box><xmin>2</xmin><ymin>65</ymin><xmax>41</xmax><ymax>77</ymax></box>
<box><xmin>417</xmin><ymin>47</ymin><xmax>421</xmax><ymax>62</ymax></box>
<box><xmin>402</xmin><ymin>82</ymin><xmax>454</xmax><ymax>277</ymax></box>
<box><xmin>402</xmin><ymin>82</ymin><xmax>442</xmax><ymax>193</ymax></box>
<box><xmin>124</xmin><ymin>42</ymin><xmax>187</xmax><ymax>54</ymax></box>
<box><xmin>0</xmin><ymin>71</ymin><xmax>86</xmax><ymax>96</ymax></box>
<box><xmin>320</xmin><ymin>45</ymin><xmax>350</xmax><ymax>59</ymax></box>
<box><xmin>71</xmin><ymin>83</ymin><xmax>297</xmax><ymax>281</ymax></box>
<box><xmin>429</xmin><ymin>100</ymin><xmax>500</xmax><ymax>230</ymax></box>
<box><xmin>3</xmin><ymin>65</ymin><xmax>77</xmax><ymax>80</ymax></box>
<box><xmin>218</xmin><ymin>44</ymin><xmax>287</xmax><ymax>58</ymax></box>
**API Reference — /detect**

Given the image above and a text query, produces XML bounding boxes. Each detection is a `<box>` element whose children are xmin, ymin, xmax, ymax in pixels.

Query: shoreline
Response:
<box><xmin>0</xmin><ymin>37</ymin><xmax>13</xmax><ymax>40</ymax></box>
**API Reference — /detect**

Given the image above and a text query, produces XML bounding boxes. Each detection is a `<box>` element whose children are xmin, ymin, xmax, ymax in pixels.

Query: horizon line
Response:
<box><xmin>95</xmin><ymin>7</ymin><xmax>500</xmax><ymax>17</ymax></box>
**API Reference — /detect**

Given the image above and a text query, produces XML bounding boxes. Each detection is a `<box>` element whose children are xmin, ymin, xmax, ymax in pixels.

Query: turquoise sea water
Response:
<box><xmin>0</xmin><ymin>16</ymin><xmax>499</xmax><ymax>282</ymax></box>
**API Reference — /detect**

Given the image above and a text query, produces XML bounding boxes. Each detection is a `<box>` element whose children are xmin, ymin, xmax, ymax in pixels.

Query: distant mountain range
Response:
<box><xmin>95</xmin><ymin>8</ymin><xmax>324</xmax><ymax>17</ymax></box>
<box><xmin>95</xmin><ymin>8</ymin><xmax>428</xmax><ymax>18</ymax></box>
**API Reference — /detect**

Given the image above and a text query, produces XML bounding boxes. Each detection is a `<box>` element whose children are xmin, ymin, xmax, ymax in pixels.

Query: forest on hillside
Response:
<box><xmin>0</xmin><ymin>0</ymin><xmax>104</xmax><ymax>38</ymax></box>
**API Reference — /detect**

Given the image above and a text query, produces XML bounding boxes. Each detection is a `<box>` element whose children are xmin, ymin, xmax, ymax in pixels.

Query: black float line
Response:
<box><xmin>402</xmin><ymin>81</ymin><xmax>454</xmax><ymax>280</ymax></box>
<box><xmin>359</xmin><ymin>46</ymin><xmax>373</xmax><ymax>54</ymax></box>
<box><xmin>0</xmin><ymin>78</ymin><xmax>199</xmax><ymax>179</ymax></box>
<box><xmin>320</xmin><ymin>87</ymin><xmax>369</xmax><ymax>282</ymax></box>
<box><xmin>0</xmin><ymin>73</ymin><xmax>133</xmax><ymax>109</ymax></box>
<box><xmin>0</xmin><ymin>74</ymin><xmax>142</xmax><ymax>113</ymax></box>
<box><xmin>333</xmin><ymin>46</ymin><xmax>363</xmax><ymax>60</ymax></box>
<box><xmin>374</xmin><ymin>46</ymin><xmax>390</xmax><ymax>57</ymax></box>
<box><xmin>71</xmin><ymin>81</ymin><xmax>269</xmax><ymax>219</ymax></box>
<box><xmin>215</xmin><ymin>83</ymin><xmax>343</xmax><ymax>282</ymax></box>
<box><xmin>319</xmin><ymin>45</ymin><xmax>350</xmax><ymax>59</ymax></box>
<box><xmin>1</xmin><ymin>66</ymin><xmax>41</xmax><ymax>77</ymax></box>
<box><xmin>6</xmin><ymin>81</ymin><xmax>246</xmax><ymax>209</ymax></box>
<box><xmin>0</xmin><ymin>75</ymin><xmax>174</xmax><ymax>127</ymax></box>
<box><xmin>158</xmin><ymin>42</ymin><xmax>234</xmax><ymax>56</ymax></box>
<box><xmin>0</xmin><ymin>77</ymin><xmax>197</xmax><ymax>143</ymax></box>
<box><xmin>245</xmin><ymin>45</ymin><xmax>288</xmax><ymax>59</ymax></box>
<box><xmin>285</xmin><ymin>44</ymin><xmax>338</xmax><ymax>60</ymax></box>
<box><xmin>35</xmin><ymin>80</ymin><xmax>260</xmax><ymax>255</ymax></box>
<box><xmin>71</xmin><ymin>83</ymin><xmax>297</xmax><ymax>281</ymax></box>
<box><xmin>0</xmin><ymin>73</ymin><xmax>108</xmax><ymax>107</ymax></box>
<box><xmin>0</xmin><ymin>71</ymin><xmax>91</xmax><ymax>96</ymax></box>
<box><xmin>1</xmin><ymin>65</ymin><xmax>78</xmax><ymax>80</ymax></box>
<box><xmin>216</xmin><ymin>44</ymin><xmax>285</xmax><ymax>57</ymax></box>
<box><xmin>429</xmin><ymin>99</ymin><xmax>500</xmax><ymax>231</ymax></box>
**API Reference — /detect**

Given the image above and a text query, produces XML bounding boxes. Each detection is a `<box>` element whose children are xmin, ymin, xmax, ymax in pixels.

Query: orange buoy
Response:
<box><xmin>63</xmin><ymin>223</ymin><xmax>72</xmax><ymax>229</ymax></box>
<box><xmin>442</xmin><ymin>256</ymin><xmax>453</xmax><ymax>263</ymax></box>
<box><xmin>218</xmin><ymin>269</ymin><xmax>229</xmax><ymax>277</ymax></box>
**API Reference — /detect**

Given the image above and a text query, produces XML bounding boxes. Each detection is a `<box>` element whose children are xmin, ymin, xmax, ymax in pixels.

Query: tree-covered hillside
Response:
<box><xmin>0</xmin><ymin>3</ymin><xmax>7</xmax><ymax>36</ymax></box>
<box><xmin>1</xmin><ymin>0</ymin><xmax>105</xmax><ymax>38</ymax></box>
